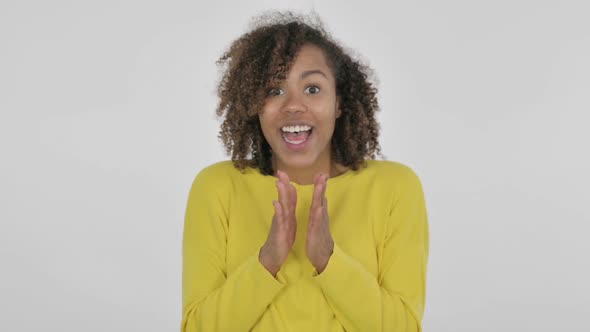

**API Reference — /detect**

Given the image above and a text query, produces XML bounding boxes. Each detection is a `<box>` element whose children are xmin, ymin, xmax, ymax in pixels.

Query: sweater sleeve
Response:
<box><xmin>181</xmin><ymin>166</ymin><xmax>286</xmax><ymax>332</ymax></box>
<box><xmin>312</xmin><ymin>168</ymin><xmax>429</xmax><ymax>332</ymax></box>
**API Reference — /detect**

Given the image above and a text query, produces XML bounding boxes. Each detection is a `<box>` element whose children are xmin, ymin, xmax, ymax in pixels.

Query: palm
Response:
<box><xmin>306</xmin><ymin>174</ymin><xmax>334</xmax><ymax>273</ymax></box>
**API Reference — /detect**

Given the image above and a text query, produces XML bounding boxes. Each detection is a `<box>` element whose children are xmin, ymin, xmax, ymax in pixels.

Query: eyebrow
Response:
<box><xmin>300</xmin><ymin>69</ymin><xmax>328</xmax><ymax>80</ymax></box>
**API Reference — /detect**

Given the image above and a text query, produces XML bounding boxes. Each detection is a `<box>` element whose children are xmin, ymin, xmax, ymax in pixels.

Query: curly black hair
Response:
<box><xmin>215</xmin><ymin>11</ymin><xmax>382</xmax><ymax>175</ymax></box>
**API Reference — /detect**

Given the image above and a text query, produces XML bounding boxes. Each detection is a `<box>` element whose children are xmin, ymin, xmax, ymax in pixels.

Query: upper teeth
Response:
<box><xmin>281</xmin><ymin>125</ymin><xmax>311</xmax><ymax>133</ymax></box>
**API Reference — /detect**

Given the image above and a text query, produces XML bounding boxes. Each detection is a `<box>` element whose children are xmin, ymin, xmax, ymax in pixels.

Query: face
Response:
<box><xmin>259</xmin><ymin>44</ymin><xmax>341</xmax><ymax>172</ymax></box>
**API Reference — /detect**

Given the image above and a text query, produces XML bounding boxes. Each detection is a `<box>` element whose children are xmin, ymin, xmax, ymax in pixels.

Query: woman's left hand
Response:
<box><xmin>306</xmin><ymin>173</ymin><xmax>334</xmax><ymax>274</ymax></box>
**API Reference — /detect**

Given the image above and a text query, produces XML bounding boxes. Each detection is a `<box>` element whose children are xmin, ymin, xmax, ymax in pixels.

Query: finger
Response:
<box><xmin>278</xmin><ymin>170</ymin><xmax>289</xmax><ymax>186</ymax></box>
<box><xmin>321</xmin><ymin>174</ymin><xmax>328</xmax><ymax>207</ymax></box>
<box><xmin>310</xmin><ymin>176</ymin><xmax>323</xmax><ymax>216</ymax></box>
<box><xmin>288</xmin><ymin>186</ymin><xmax>297</xmax><ymax>229</ymax></box>
<box><xmin>278</xmin><ymin>171</ymin><xmax>291</xmax><ymax>211</ymax></box>
<box><xmin>272</xmin><ymin>199</ymin><xmax>282</xmax><ymax>223</ymax></box>
<box><xmin>310</xmin><ymin>178</ymin><xmax>319</xmax><ymax>211</ymax></box>
<box><xmin>313</xmin><ymin>172</ymin><xmax>321</xmax><ymax>184</ymax></box>
<box><xmin>277</xmin><ymin>170</ymin><xmax>285</xmax><ymax>186</ymax></box>
<box><xmin>276</xmin><ymin>180</ymin><xmax>289</xmax><ymax>221</ymax></box>
<box><xmin>281</xmin><ymin>172</ymin><xmax>298</xmax><ymax>215</ymax></box>
<box><xmin>282</xmin><ymin>171</ymin><xmax>293</xmax><ymax>204</ymax></box>
<box><xmin>309</xmin><ymin>202</ymin><xmax>323</xmax><ymax>230</ymax></box>
<box><xmin>281</xmin><ymin>170</ymin><xmax>290</xmax><ymax>183</ymax></box>
<box><xmin>288</xmin><ymin>182</ymin><xmax>297</xmax><ymax>209</ymax></box>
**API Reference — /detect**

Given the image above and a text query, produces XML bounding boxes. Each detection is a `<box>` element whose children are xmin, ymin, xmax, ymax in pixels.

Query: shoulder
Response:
<box><xmin>365</xmin><ymin>159</ymin><xmax>422</xmax><ymax>182</ymax></box>
<box><xmin>189</xmin><ymin>160</ymin><xmax>241</xmax><ymax>194</ymax></box>
<box><xmin>195</xmin><ymin>160</ymin><xmax>240</xmax><ymax>179</ymax></box>
<box><xmin>363</xmin><ymin>159</ymin><xmax>425</xmax><ymax>195</ymax></box>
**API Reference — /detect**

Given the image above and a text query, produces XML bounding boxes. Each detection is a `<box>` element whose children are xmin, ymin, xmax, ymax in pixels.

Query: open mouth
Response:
<box><xmin>281</xmin><ymin>124</ymin><xmax>313</xmax><ymax>147</ymax></box>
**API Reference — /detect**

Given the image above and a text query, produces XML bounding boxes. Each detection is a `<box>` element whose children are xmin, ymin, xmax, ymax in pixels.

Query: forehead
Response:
<box><xmin>288</xmin><ymin>44</ymin><xmax>333</xmax><ymax>76</ymax></box>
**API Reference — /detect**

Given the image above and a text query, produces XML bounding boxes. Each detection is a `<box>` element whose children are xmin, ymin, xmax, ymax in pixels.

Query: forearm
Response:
<box><xmin>312</xmin><ymin>243</ymin><xmax>422</xmax><ymax>332</ymax></box>
<box><xmin>312</xmin><ymin>243</ymin><xmax>382</xmax><ymax>331</ymax></box>
<box><xmin>182</xmin><ymin>252</ymin><xmax>285</xmax><ymax>332</ymax></box>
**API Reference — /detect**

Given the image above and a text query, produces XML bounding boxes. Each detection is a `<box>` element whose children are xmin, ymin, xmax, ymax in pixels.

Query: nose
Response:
<box><xmin>282</xmin><ymin>91</ymin><xmax>307</xmax><ymax>114</ymax></box>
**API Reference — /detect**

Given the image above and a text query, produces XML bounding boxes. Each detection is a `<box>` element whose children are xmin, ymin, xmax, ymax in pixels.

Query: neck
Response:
<box><xmin>272</xmin><ymin>156</ymin><xmax>347</xmax><ymax>185</ymax></box>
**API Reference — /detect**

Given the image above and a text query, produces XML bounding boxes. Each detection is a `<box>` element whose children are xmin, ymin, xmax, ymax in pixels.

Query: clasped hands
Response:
<box><xmin>259</xmin><ymin>170</ymin><xmax>334</xmax><ymax>277</ymax></box>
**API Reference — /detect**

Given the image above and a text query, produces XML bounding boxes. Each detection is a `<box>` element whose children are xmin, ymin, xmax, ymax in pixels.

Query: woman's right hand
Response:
<box><xmin>259</xmin><ymin>170</ymin><xmax>297</xmax><ymax>277</ymax></box>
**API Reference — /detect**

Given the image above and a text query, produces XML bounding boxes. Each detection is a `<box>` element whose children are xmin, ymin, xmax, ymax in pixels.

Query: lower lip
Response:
<box><xmin>282</xmin><ymin>130</ymin><xmax>313</xmax><ymax>151</ymax></box>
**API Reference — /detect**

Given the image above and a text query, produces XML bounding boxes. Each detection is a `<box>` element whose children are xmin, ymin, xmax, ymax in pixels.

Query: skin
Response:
<box><xmin>258</xmin><ymin>44</ymin><xmax>343</xmax><ymax>186</ymax></box>
<box><xmin>258</xmin><ymin>44</ymin><xmax>344</xmax><ymax>276</ymax></box>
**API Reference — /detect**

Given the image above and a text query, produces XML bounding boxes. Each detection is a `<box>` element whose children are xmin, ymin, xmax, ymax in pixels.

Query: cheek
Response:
<box><xmin>313</xmin><ymin>109</ymin><xmax>338</xmax><ymax>128</ymax></box>
<box><xmin>258</xmin><ymin>112</ymin><xmax>276</xmax><ymax>138</ymax></box>
<box><xmin>261</xmin><ymin>98</ymin><xmax>280</xmax><ymax>113</ymax></box>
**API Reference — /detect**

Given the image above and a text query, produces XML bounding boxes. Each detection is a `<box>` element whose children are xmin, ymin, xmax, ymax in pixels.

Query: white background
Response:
<box><xmin>2</xmin><ymin>0</ymin><xmax>589</xmax><ymax>331</ymax></box>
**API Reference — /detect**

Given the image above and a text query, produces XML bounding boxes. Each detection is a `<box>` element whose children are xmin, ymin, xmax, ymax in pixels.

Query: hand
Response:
<box><xmin>306</xmin><ymin>173</ymin><xmax>334</xmax><ymax>274</ymax></box>
<box><xmin>259</xmin><ymin>170</ymin><xmax>298</xmax><ymax>277</ymax></box>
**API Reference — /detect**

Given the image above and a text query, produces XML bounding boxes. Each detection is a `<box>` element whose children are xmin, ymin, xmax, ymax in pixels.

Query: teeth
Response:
<box><xmin>281</xmin><ymin>125</ymin><xmax>312</xmax><ymax>133</ymax></box>
<box><xmin>284</xmin><ymin>137</ymin><xmax>306</xmax><ymax>144</ymax></box>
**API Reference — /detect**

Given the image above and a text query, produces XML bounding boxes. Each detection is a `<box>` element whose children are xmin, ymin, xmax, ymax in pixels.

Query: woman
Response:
<box><xmin>182</xmin><ymin>12</ymin><xmax>429</xmax><ymax>332</ymax></box>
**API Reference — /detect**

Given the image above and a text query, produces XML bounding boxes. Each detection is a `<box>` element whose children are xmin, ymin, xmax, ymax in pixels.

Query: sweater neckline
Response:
<box><xmin>246</xmin><ymin>165</ymin><xmax>358</xmax><ymax>190</ymax></box>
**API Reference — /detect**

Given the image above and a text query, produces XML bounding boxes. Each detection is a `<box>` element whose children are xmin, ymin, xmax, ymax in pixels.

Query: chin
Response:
<box><xmin>277</xmin><ymin>153</ymin><xmax>318</xmax><ymax>169</ymax></box>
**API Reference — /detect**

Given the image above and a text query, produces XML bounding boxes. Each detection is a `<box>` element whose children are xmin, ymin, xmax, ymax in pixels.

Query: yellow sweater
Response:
<box><xmin>181</xmin><ymin>160</ymin><xmax>429</xmax><ymax>331</ymax></box>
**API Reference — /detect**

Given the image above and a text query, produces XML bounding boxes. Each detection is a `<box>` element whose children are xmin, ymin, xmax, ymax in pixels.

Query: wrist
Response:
<box><xmin>316</xmin><ymin>241</ymin><xmax>334</xmax><ymax>273</ymax></box>
<box><xmin>259</xmin><ymin>247</ymin><xmax>281</xmax><ymax>276</ymax></box>
<box><xmin>314</xmin><ymin>252</ymin><xmax>333</xmax><ymax>274</ymax></box>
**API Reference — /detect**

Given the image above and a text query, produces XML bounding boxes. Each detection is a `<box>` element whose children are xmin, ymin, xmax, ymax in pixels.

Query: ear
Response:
<box><xmin>335</xmin><ymin>96</ymin><xmax>342</xmax><ymax>118</ymax></box>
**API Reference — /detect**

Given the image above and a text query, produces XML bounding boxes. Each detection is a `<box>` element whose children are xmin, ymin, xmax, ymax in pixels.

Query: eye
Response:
<box><xmin>304</xmin><ymin>85</ymin><xmax>321</xmax><ymax>94</ymax></box>
<box><xmin>268</xmin><ymin>88</ymin><xmax>285</xmax><ymax>96</ymax></box>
